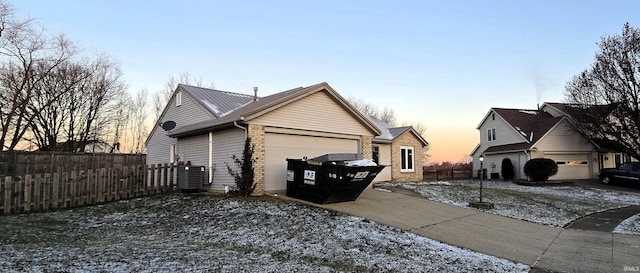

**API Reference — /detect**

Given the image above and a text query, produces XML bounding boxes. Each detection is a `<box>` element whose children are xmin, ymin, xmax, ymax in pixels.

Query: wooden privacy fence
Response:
<box><xmin>423</xmin><ymin>167</ymin><xmax>473</xmax><ymax>181</ymax></box>
<box><xmin>1</xmin><ymin>164</ymin><xmax>177</xmax><ymax>215</ymax></box>
<box><xmin>0</xmin><ymin>151</ymin><xmax>146</xmax><ymax>178</ymax></box>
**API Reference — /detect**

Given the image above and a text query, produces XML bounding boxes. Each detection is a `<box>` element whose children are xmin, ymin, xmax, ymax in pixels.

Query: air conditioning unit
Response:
<box><xmin>177</xmin><ymin>165</ymin><xmax>204</xmax><ymax>191</ymax></box>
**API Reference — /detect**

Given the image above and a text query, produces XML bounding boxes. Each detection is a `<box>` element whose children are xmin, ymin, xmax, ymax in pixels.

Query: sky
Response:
<box><xmin>10</xmin><ymin>0</ymin><xmax>640</xmax><ymax>163</ymax></box>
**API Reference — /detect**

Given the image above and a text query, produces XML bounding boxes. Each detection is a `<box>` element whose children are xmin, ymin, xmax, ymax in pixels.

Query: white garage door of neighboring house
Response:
<box><xmin>545</xmin><ymin>154</ymin><xmax>591</xmax><ymax>180</ymax></box>
<box><xmin>264</xmin><ymin>133</ymin><xmax>359</xmax><ymax>192</ymax></box>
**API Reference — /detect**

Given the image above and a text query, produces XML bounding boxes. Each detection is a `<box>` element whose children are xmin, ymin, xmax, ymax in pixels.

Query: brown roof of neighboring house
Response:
<box><xmin>492</xmin><ymin>108</ymin><xmax>562</xmax><ymax>144</ymax></box>
<box><xmin>476</xmin><ymin>108</ymin><xmax>563</xmax><ymax>154</ymax></box>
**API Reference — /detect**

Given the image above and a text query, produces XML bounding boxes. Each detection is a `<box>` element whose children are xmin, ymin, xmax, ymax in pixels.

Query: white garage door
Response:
<box><xmin>545</xmin><ymin>154</ymin><xmax>590</xmax><ymax>180</ymax></box>
<box><xmin>264</xmin><ymin>133</ymin><xmax>359</xmax><ymax>192</ymax></box>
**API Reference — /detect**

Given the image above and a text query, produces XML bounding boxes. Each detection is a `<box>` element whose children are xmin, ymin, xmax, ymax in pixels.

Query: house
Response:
<box><xmin>470</xmin><ymin>102</ymin><xmax>633</xmax><ymax>181</ymax></box>
<box><xmin>366</xmin><ymin>116</ymin><xmax>429</xmax><ymax>182</ymax></box>
<box><xmin>145</xmin><ymin>82</ymin><xmax>383</xmax><ymax>195</ymax></box>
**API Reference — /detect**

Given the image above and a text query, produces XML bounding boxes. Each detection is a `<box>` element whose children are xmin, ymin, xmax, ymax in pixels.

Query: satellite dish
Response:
<box><xmin>161</xmin><ymin>121</ymin><xmax>176</xmax><ymax>131</ymax></box>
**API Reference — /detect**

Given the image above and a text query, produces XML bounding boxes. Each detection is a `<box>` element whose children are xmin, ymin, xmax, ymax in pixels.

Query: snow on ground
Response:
<box><xmin>381</xmin><ymin>180</ymin><xmax>640</xmax><ymax>228</ymax></box>
<box><xmin>0</xmin><ymin>194</ymin><xmax>529</xmax><ymax>273</ymax></box>
<box><xmin>614</xmin><ymin>213</ymin><xmax>640</xmax><ymax>235</ymax></box>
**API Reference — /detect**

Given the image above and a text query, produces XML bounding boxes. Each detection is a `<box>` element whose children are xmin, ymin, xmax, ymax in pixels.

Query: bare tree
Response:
<box><xmin>347</xmin><ymin>96</ymin><xmax>397</xmax><ymax>125</ymax></box>
<box><xmin>564</xmin><ymin>23</ymin><xmax>640</xmax><ymax>160</ymax></box>
<box><xmin>0</xmin><ymin>2</ymin><xmax>77</xmax><ymax>150</ymax></box>
<box><xmin>26</xmin><ymin>60</ymin><xmax>87</xmax><ymax>150</ymax></box>
<box><xmin>128</xmin><ymin>88</ymin><xmax>148</xmax><ymax>153</ymax></box>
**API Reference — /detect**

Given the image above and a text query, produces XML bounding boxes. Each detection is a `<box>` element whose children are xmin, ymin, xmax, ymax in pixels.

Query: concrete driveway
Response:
<box><xmin>571</xmin><ymin>179</ymin><xmax>640</xmax><ymax>195</ymax></box>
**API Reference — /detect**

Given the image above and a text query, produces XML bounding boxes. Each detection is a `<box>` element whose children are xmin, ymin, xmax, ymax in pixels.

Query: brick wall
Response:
<box><xmin>391</xmin><ymin>131</ymin><xmax>424</xmax><ymax>182</ymax></box>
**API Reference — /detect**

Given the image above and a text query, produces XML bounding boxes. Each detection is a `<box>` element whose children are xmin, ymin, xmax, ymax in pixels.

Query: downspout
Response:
<box><xmin>208</xmin><ymin>131</ymin><xmax>214</xmax><ymax>184</ymax></box>
<box><xmin>234</xmin><ymin>119</ymin><xmax>248</xmax><ymax>139</ymax></box>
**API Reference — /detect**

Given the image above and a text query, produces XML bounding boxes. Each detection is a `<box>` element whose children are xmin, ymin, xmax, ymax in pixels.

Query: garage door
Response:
<box><xmin>264</xmin><ymin>133</ymin><xmax>359</xmax><ymax>192</ymax></box>
<box><xmin>545</xmin><ymin>154</ymin><xmax>590</xmax><ymax>180</ymax></box>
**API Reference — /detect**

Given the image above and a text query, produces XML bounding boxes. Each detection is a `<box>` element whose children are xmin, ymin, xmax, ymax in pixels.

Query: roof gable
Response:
<box><xmin>492</xmin><ymin>108</ymin><xmax>562</xmax><ymax>145</ymax></box>
<box><xmin>168</xmin><ymin>82</ymin><xmax>381</xmax><ymax>138</ymax></box>
<box><xmin>367</xmin><ymin>115</ymin><xmax>428</xmax><ymax>147</ymax></box>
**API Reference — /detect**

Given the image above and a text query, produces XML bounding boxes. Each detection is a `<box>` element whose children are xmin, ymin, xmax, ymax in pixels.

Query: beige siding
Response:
<box><xmin>478</xmin><ymin>111</ymin><xmax>526</xmax><ymax>148</ymax></box>
<box><xmin>373</xmin><ymin>143</ymin><xmax>392</xmax><ymax>182</ymax></box>
<box><xmin>264</xmin><ymin>133</ymin><xmax>359</xmax><ymax>192</ymax></box>
<box><xmin>252</xmin><ymin>91</ymin><xmax>372</xmax><ymax>136</ymax></box>
<box><xmin>533</xmin><ymin>120</ymin><xmax>594</xmax><ymax>152</ymax></box>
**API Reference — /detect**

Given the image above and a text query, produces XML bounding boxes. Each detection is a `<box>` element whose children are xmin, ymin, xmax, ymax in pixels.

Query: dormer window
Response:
<box><xmin>487</xmin><ymin>128</ymin><xmax>496</xmax><ymax>141</ymax></box>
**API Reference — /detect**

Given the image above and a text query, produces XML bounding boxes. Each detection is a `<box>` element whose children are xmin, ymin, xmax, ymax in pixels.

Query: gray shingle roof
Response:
<box><xmin>365</xmin><ymin>115</ymin><xmax>428</xmax><ymax>146</ymax></box>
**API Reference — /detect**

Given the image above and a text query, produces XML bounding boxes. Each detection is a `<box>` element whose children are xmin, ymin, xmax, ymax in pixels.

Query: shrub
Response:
<box><xmin>226</xmin><ymin>138</ymin><xmax>258</xmax><ymax>196</ymax></box>
<box><xmin>523</xmin><ymin>158</ymin><xmax>558</xmax><ymax>182</ymax></box>
<box><xmin>501</xmin><ymin>158</ymin><xmax>515</xmax><ymax>180</ymax></box>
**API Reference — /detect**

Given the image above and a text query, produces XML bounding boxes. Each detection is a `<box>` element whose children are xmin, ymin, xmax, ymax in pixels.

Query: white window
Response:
<box><xmin>400</xmin><ymin>146</ymin><xmax>414</xmax><ymax>172</ymax></box>
<box><xmin>169</xmin><ymin>144</ymin><xmax>177</xmax><ymax>163</ymax></box>
<box><xmin>176</xmin><ymin>92</ymin><xmax>182</xmax><ymax>106</ymax></box>
<box><xmin>487</xmin><ymin>128</ymin><xmax>496</xmax><ymax>142</ymax></box>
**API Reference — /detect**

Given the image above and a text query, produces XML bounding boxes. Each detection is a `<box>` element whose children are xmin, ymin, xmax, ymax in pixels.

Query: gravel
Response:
<box><xmin>0</xmin><ymin>194</ymin><xmax>529</xmax><ymax>272</ymax></box>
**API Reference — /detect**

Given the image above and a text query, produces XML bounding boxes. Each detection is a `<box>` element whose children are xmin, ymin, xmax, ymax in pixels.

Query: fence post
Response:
<box><xmin>169</xmin><ymin>163</ymin><xmax>175</xmax><ymax>191</ymax></box>
<box><xmin>4</xmin><ymin>176</ymin><xmax>12</xmax><ymax>214</ymax></box>
<box><xmin>13</xmin><ymin>177</ymin><xmax>23</xmax><ymax>213</ymax></box>
<box><xmin>61</xmin><ymin>172</ymin><xmax>68</xmax><ymax>208</ymax></box>
<box><xmin>43</xmin><ymin>173</ymin><xmax>51</xmax><ymax>211</ymax></box>
<box><xmin>156</xmin><ymin>164</ymin><xmax>162</xmax><ymax>194</ymax></box>
<box><xmin>80</xmin><ymin>169</ymin><xmax>93</xmax><ymax>205</ymax></box>
<box><xmin>52</xmin><ymin>172</ymin><xmax>60</xmax><ymax>209</ymax></box>
<box><xmin>34</xmin><ymin>174</ymin><xmax>41</xmax><ymax>211</ymax></box>
<box><xmin>24</xmin><ymin>175</ymin><xmax>32</xmax><ymax>212</ymax></box>
<box><xmin>70</xmin><ymin>171</ymin><xmax>77</xmax><ymax>206</ymax></box>
<box><xmin>163</xmin><ymin>163</ymin><xmax>169</xmax><ymax>192</ymax></box>
<box><xmin>95</xmin><ymin>168</ymin><xmax>102</xmax><ymax>203</ymax></box>
<box><xmin>148</xmin><ymin>165</ymin><xmax>154</xmax><ymax>195</ymax></box>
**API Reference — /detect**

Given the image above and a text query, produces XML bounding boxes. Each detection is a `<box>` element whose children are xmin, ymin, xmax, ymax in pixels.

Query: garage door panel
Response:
<box><xmin>545</xmin><ymin>154</ymin><xmax>590</xmax><ymax>180</ymax></box>
<box><xmin>264</xmin><ymin>134</ymin><xmax>358</xmax><ymax>192</ymax></box>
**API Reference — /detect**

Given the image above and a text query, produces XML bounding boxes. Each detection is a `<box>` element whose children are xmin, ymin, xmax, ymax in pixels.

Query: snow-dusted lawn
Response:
<box><xmin>615</xmin><ymin>213</ymin><xmax>640</xmax><ymax>235</ymax></box>
<box><xmin>0</xmin><ymin>194</ymin><xmax>528</xmax><ymax>272</ymax></box>
<box><xmin>382</xmin><ymin>180</ymin><xmax>640</xmax><ymax>229</ymax></box>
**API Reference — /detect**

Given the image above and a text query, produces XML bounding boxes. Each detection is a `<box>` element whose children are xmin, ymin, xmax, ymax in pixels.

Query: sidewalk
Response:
<box><xmin>297</xmin><ymin>189</ymin><xmax>640</xmax><ymax>273</ymax></box>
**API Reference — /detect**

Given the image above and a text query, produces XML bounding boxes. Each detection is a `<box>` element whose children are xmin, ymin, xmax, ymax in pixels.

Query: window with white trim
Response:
<box><xmin>487</xmin><ymin>128</ymin><xmax>496</xmax><ymax>142</ymax></box>
<box><xmin>400</xmin><ymin>146</ymin><xmax>414</xmax><ymax>172</ymax></box>
<box><xmin>176</xmin><ymin>92</ymin><xmax>182</xmax><ymax>106</ymax></box>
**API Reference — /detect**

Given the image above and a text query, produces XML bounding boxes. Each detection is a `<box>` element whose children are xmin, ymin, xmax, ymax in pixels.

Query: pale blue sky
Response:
<box><xmin>12</xmin><ymin>0</ymin><xmax>640</xmax><ymax>162</ymax></box>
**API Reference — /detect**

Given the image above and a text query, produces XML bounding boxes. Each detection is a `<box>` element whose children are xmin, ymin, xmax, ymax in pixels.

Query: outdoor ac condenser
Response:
<box><xmin>177</xmin><ymin>165</ymin><xmax>204</xmax><ymax>191</ymax></box>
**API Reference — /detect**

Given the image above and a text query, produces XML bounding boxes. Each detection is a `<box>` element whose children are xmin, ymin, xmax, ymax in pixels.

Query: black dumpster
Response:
<box><xmin>286</xmin><ymin>153</ymin><xmax>385</xmax><ymax>204</ymax></box>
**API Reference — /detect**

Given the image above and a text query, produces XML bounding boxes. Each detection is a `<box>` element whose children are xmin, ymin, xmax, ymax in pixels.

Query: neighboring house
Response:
<box><xmin>145</xmin><ymin>82</ymin><xmax>381</xmax><ymax>195</ymax></box>
<box><xmin>366</xmin><ymin>116</ymin><xmax>429</xmax><ymax>182</ymax></box>
<box><xmin>471</xmin><ymin>102</ymin><xmax>635</xmax><ymax>181</ymax></box>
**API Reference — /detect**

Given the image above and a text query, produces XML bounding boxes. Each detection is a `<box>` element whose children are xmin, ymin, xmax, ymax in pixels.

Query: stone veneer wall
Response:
<box><xmin>247</xmin><ymin>124</ymin><xmax>265</xmax><ymax>196</ymax></box>
<box><xmin>361</xmin><ymin>135</ymin><xmax>373</xmax><ymax>159</ymax></box>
